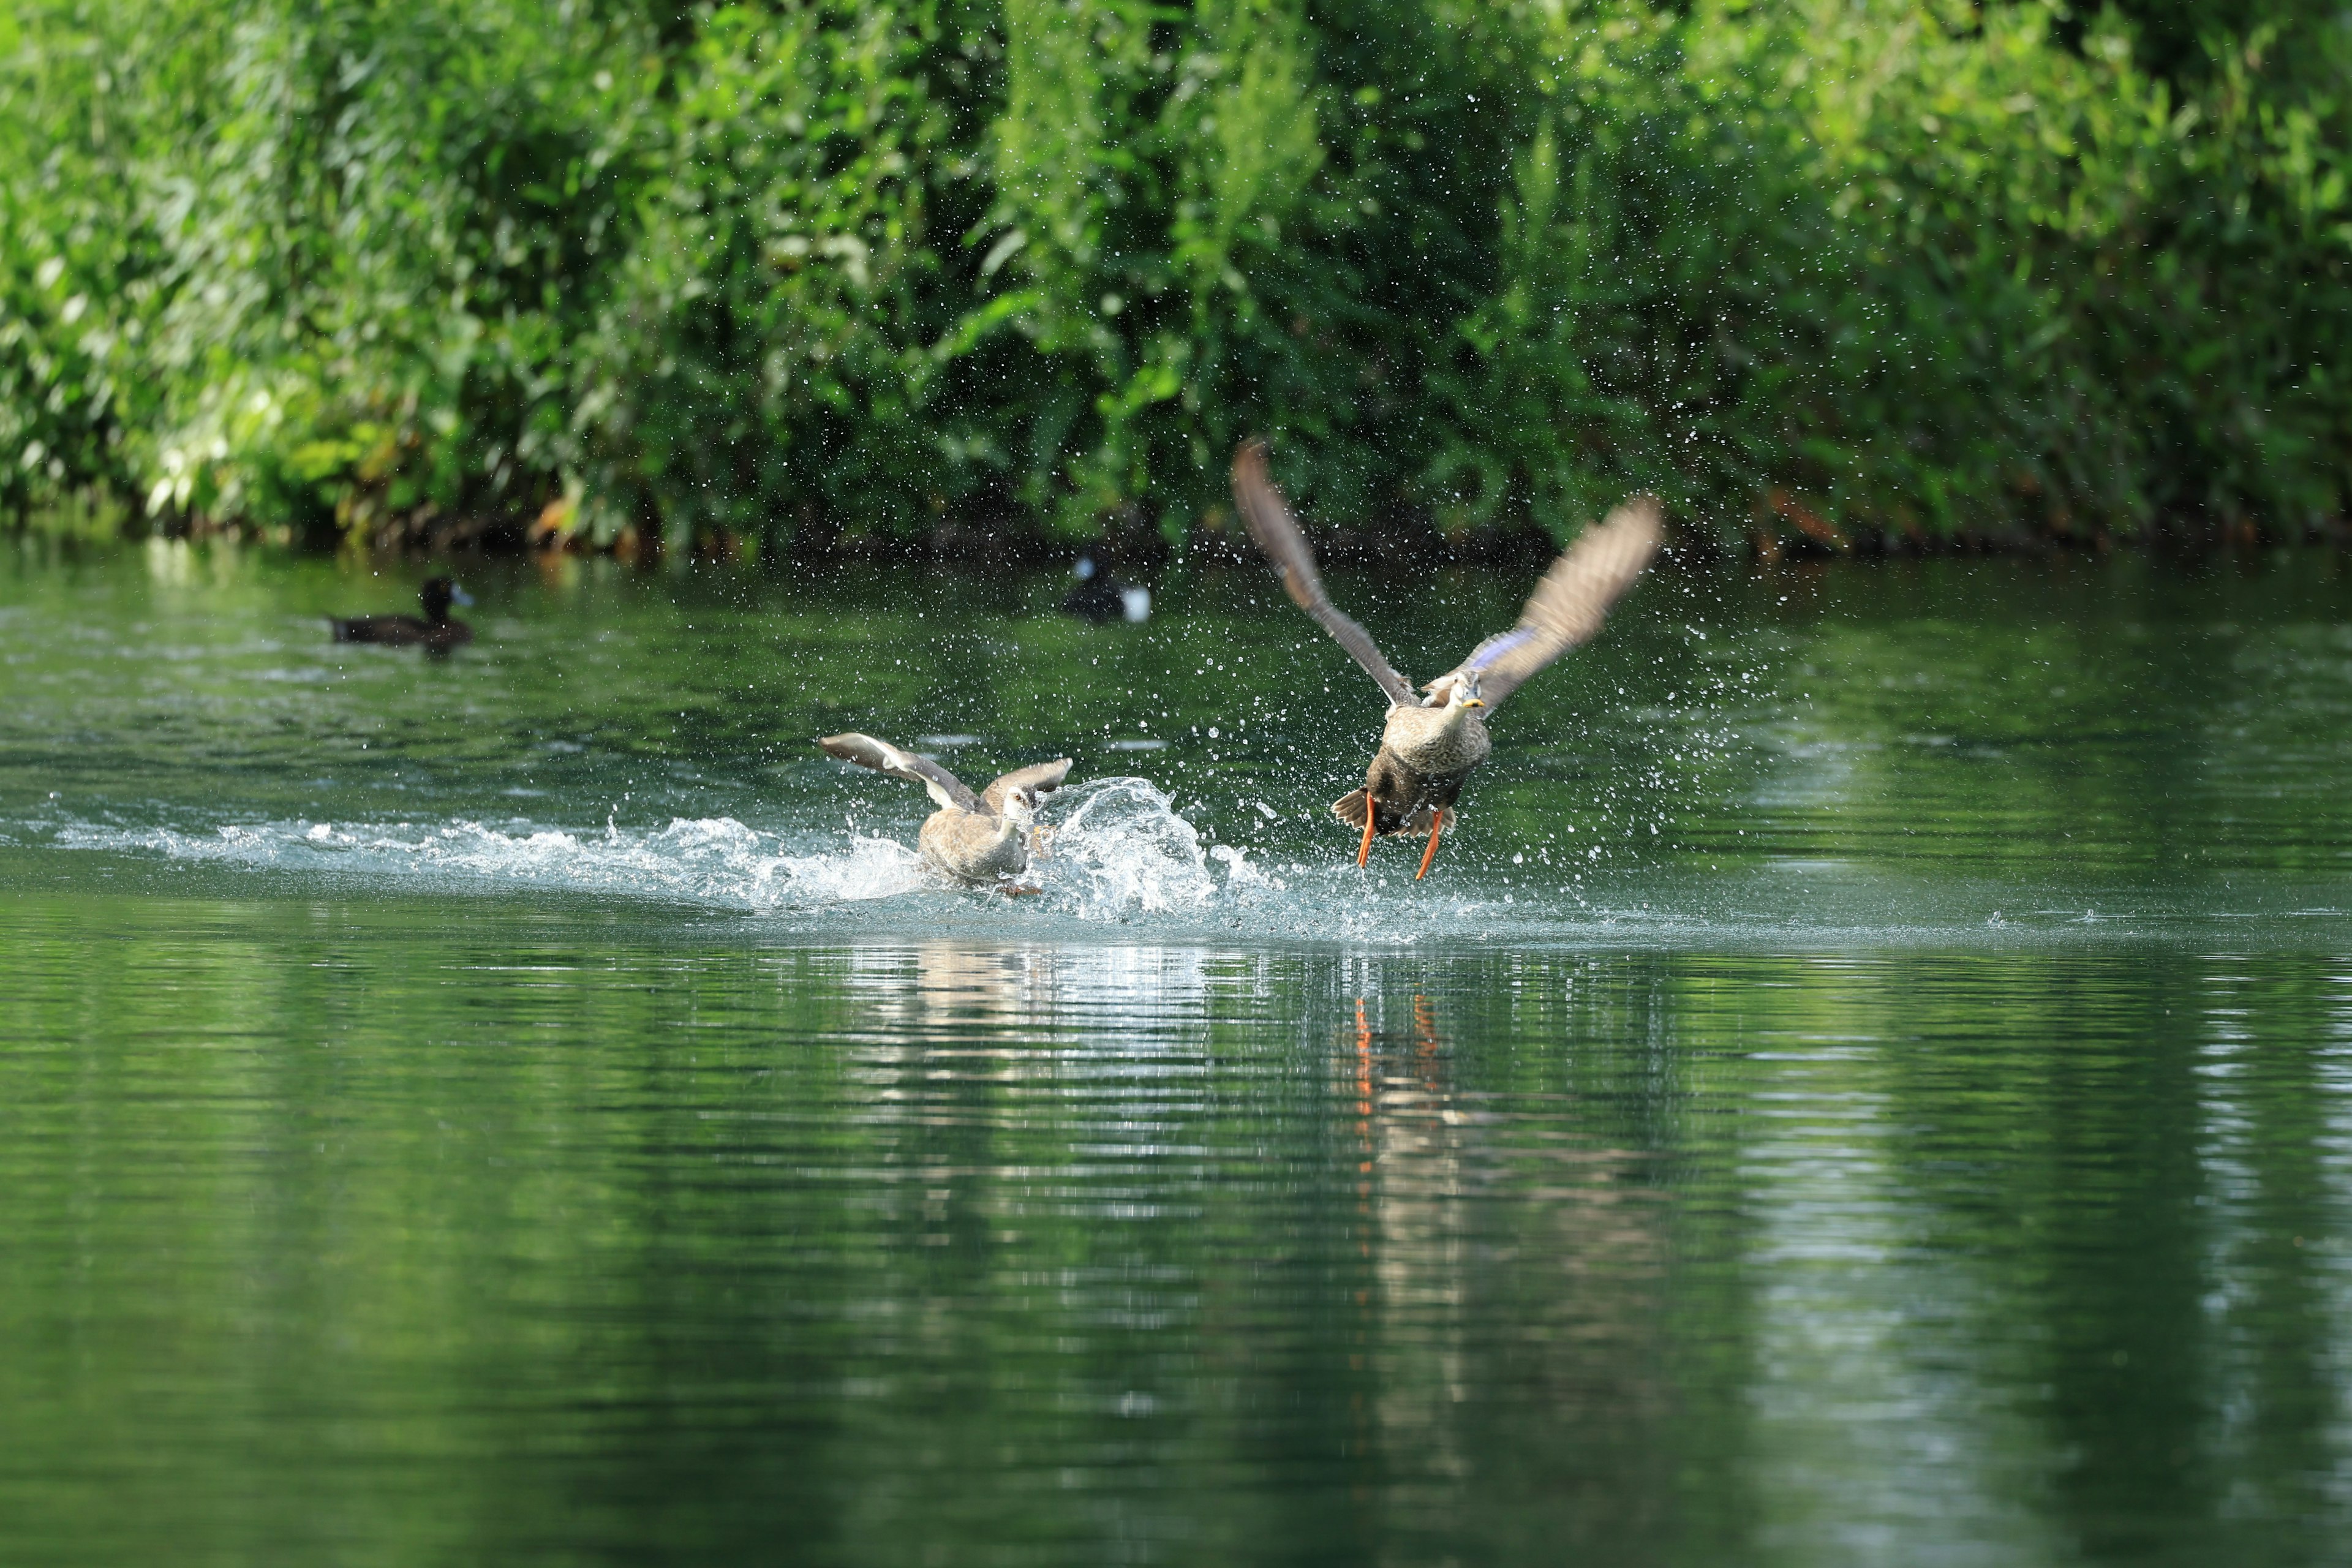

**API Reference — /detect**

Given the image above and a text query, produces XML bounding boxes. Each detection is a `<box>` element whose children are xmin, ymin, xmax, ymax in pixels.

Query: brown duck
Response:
<box><xmin>328</xmin><ymin>577</ymin><xmax>474</xmax><ymax>650</ymax></box>
<box><xmin>1231</xmin><ymin>440</ymin><xmax>1663</xmax><ymax>879</ymax></box>
<box><xmin>819</xmin><ymin>733</ymin><xmax>1072</xmax><ymax>887</ymax></box>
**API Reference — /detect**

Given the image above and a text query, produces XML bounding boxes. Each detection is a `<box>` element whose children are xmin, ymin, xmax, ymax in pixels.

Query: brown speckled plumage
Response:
<box><xmin>1231</xmin><ymin>440</ymin><xmax>1662</xmax><ymax>876</ymax></box>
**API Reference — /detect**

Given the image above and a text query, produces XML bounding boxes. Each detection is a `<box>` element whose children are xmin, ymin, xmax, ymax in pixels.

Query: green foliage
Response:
<box><xmin>579</xmin><ymin>2</ymin><xmax>956</xmax><ymax>546</ymax></box>
<box><xmin>1</xmin><ymin>0</ymin><xmax>2347</xmax><ymax>551</ymax></box>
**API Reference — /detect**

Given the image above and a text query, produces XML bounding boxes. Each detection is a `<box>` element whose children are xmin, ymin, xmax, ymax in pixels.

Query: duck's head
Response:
<box><xmin>1425</xmin><ymin>669</ymin><xmax>1485</xmax><ymax>713</ymax></box>
<box><xmin>420</xmin><ymin>578</ymin><xmax>475</xmax><ymax>622</ymax></box>
<box><xmin>1002</xmin><ymin>784</ymin><xmax>1064</xmax><ymax>863</ymax></box>
<box><xmin>998</xmin><ymin>785</ymin><xmax>1044</xmax><ymax>826</ymax></box>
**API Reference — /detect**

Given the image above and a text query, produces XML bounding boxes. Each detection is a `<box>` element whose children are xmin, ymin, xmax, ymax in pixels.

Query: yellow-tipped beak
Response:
<box><xmin>1464</xmin><ymin>698</ymin><xmax>1485</xmax><ymax>708</ymax></box>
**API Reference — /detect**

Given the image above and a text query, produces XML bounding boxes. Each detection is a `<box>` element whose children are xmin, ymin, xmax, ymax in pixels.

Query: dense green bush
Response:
<box><xmin>2</xmin><ymin>0</ymin><xmax>2347</xmax><ymax>553</ymax></box>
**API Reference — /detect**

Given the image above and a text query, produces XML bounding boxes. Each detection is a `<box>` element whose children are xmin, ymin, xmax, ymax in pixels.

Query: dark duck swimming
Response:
<box><xmin>328</xmin><ymin>577</ymin><xmax>475</xmax><ymax>650</ymax></box>
<box><xmin>1060</xmin><ymin>556</ymin><xmax>1152</xmax><ymax>624</ymax></box>
<box><xmin>1230</xmin><ymin>439</ymin><xmax>1663</xmax><ymax>880</ymax></box>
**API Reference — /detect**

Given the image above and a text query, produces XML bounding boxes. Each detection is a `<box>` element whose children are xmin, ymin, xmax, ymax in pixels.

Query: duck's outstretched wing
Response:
<box><xmin>1231</xmin><ymin>440</ymin><xmax>1416</xmax><ymax>708</ymax></box>
<box><xmin>983</xmin><ymin>758</ymin><xmax>1073</xmax><ymax>815</ymax></box>
<box><xmin>1428</xmin><ymin>494</ymin><xmax>1664</xmax><ymax>709</ymax></box>
<box><xmin>819</xmin><ymin>733</ymin><xmax>984</xmax><ymax>813</ymax></box>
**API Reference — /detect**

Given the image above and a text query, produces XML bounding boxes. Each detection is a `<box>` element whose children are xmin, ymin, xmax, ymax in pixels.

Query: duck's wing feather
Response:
<box><xmin>1231</xmin><ymin>441</ymin><xmax>1417</xmax><ymax>708</ymax></box>
<box><xmin>1430</xmin><ymin>494</ymin><xmax>1664</xmax><ymax>709</ymax></box>
<box><xmin>982</xmin><ymin>758</ymin><xmax>1073</xmax><ymax>814</ymax></box>
<box><xmin>819</xmin><ymin>733</ymin><xmax>984</xmax><ymax>813</ymax></box>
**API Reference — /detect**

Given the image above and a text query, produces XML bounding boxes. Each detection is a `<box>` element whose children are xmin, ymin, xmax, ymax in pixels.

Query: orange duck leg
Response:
<box><xmin>1415</xmin><ymin>814</ymin><xmax>1445</xmax><ymax>880</ymax></box>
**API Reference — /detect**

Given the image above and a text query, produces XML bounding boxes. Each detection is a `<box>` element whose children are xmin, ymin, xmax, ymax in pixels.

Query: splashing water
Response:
<box><xmin>50</xmin><ymin>815</ymin><xmax>931</xmax><ymax>910</ymax></box>
<box><xmin>1032</xmin><ymin>777</ymin><xmax>1218</xmax><ymax>918</ymax></box>
<box><xmin>35</xmin><ymin>775</ymin><xmax>1232</xmax><ymax>922</ymax></box>
<box><xmin>32</xmin><ymin>774</ymin><xmax>2337</xmax><ymax>948</ymax></box>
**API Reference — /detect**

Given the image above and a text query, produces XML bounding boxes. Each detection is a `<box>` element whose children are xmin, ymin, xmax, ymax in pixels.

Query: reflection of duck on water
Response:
<box><xmin>1232</xmin><ymin>440</ymin><xmax>1660</xmax><ymax>879</ymax></box>
<box><xmin>1340</xmin><ymin>984</ymin><xmax>1667</xmax><ymax>1507</ymax></box>
<box><xmin>328</xmin><ymin>577</ymin><xmax>475</xmax><ymax>650</ymax></box>
<box><xmin>1061</xmin><ymin>556</ymin><xmax>1151</xmax><ymax>624</ymax></box>
<box><xmin>819</xmin><ymin>733</ymin><xmax>1072</xmax><ymax>889</ymax></box>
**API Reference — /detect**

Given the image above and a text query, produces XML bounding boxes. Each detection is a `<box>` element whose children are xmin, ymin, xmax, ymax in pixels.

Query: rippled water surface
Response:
<box><xmin>5</xmin><ymin>539</ymin><xmax>2352</xmax><ymax>1565</ymax></box>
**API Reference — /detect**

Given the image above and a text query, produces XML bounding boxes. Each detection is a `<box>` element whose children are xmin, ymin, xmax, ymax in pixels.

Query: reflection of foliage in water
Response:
<box><xmin>2</xmin><ymin>1</ymin><xmax>2348</xmax><ymax>551</ymax></box>
<box><xmin>4</xmin><ymin>536</ymin><xmax>2352</xmax><ymax>1555</ymax></box>
<box><xmin>7</xmin><ymin>908</ymin><xmax>2352</xmax><ymax>1561</ymax></box>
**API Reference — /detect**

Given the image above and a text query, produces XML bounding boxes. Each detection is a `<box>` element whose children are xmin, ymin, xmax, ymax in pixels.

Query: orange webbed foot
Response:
<box><xmin>1358</xmin><ymin>806</ymin><xmax>1377</xmax><ymax>868</ymax></box>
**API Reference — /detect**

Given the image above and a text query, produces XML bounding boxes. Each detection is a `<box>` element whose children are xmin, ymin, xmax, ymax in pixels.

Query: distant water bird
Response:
<box><xmin>328</xmin><ymin>577</ymin><xmax>475</xmax><ymax>650</ymax></box>
<box><xmin>1231</xmin><ymin>440</ymin><xmax>1662</xmax><ymax>879</ymax></box>
<box><xmin>819</xmin><ymin>733</ymin><xmax>1072</xmax><ymax>888</ymax></box>
<box><xmin>1061</xmin><ymin>556</ymin><xmax>1151</xmax><ymax>624</ymax></box>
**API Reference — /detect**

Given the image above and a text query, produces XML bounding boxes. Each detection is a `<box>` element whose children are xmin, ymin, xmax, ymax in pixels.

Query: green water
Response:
<box><xmin>5</xmin><ymin>538</ymin><xmax>2352</xmax><ymax>1565</ymax></box>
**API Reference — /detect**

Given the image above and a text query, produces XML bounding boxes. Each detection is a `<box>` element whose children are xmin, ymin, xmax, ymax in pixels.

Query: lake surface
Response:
<box><xmin>5</xmin><ymin>537</ymin><xmax>2352</xmax><ymax>1566</ymax></box>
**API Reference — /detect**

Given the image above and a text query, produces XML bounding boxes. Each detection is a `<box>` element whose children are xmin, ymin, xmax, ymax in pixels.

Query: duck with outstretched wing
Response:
<box><xmin>818</xmin><ymin>734</ymin><xmax>1071</xmax><ymax>889</ymax></box>
<box><xmin>1229</xmin><ymin>440</ymin><xmax>1663</xmax><ymax>879</ymax></box>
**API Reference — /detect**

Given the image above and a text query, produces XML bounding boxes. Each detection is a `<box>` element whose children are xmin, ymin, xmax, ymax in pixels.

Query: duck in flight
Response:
<box><xmin>819</xmin><ymin>733</ymin><xmax>1072</xmax><ymax>888</ymax></box>
<box><xmin>1230</xmin><ymin>440</ymin><xmax>1663</xmax><ymax>879</ymax></box>
<box><xmin>328</xmin><ymin>576</ymin><xmax>474</xmax><ymax>650</ymax></box>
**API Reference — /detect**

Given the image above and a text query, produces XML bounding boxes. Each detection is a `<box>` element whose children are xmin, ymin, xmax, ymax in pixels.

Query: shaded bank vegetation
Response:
<box><xmin>3</xmin><ymin>0</ymin><xmax>2348</xmax><ymax>558</ymax></box>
